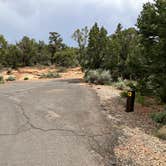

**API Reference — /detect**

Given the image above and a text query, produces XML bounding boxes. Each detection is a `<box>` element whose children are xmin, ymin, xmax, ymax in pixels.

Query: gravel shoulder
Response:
<box><xmin>91</xmin><ymin>85</ymin><xmax>166</xmax><ymax>166</ymax></box>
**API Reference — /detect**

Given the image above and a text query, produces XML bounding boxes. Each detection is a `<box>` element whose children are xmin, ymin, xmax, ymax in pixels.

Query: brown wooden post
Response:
<box><xmin>126</xmin><ymin>90</ymin><xmax>135</xmax><ymax>112</ymax></box>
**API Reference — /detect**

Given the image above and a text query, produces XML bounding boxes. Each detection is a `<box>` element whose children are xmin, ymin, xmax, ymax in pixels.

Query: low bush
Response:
<box><xmin>84</xmin><ymin>69</ymin><xmax>112</xmax><ymax>85</ymax></box>
<box><xmin>114</xmin><ymin>78</ymin><xmax>138</xmax><ymax>94</ymax></box>
<box><xmin>120</xmin><ymin>91</ymin><xmax>128</xmax><ymax>98</ymax></box>
<box><xmin>24</xmin><ymin>77</ymin><xmax>29</xmax><ymax>80</ymax></box>
<box><xmin>39</xmin><ymin>72</ymin><xmax>61</xmax><ymax>79</ymax></box>
<box><xmin>151</xmin><ymin>111</ymin><xmax>166</xmax><ymax>125</ymax></box>
<box><xmin>157</xmin><ymin>85</ymin><xmax>166</xmax><ymax>103</ymax></box>
<box><xmin>0</xmin><ymin>75</ymin><xmax>4</xmax><ymax>84</ymax></box>
<box><xmin>136</xmin><ymin>92</ymin><xmax>145</xmax><ymax>105</ymax></box>
<box><xmin>126</xmin><ymin>81</ymin><xmax>137</xmax><ymax>91</ymax></box>
<box><xmin>6</xmin><ymin>75</ymin><xmax>16</xmax><ymax>81</ymax></box>
<box><xmin>114</xmin><ymin>77</ymin><xmax>128</xmax><ymax>90</ymax></box>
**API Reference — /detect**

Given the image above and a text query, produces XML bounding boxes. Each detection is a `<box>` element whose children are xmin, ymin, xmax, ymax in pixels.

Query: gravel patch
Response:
<box><xmin>92</xmin><ymin>85</ymin><xmax>166</xmax><ymax>166</ymax></box>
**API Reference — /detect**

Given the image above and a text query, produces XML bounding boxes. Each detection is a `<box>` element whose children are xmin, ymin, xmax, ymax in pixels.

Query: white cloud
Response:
<box><xmin>0</xmin><ymin>0</ymin><xmax>154</xmax><ymax>45</ymax></box>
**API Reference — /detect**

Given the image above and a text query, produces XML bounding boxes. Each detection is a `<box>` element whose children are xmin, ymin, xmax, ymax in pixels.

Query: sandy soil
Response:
<box><xmin>0</xmin><ymin>66</ymin><xmax>84</xmax><ymax>81</ymax></box>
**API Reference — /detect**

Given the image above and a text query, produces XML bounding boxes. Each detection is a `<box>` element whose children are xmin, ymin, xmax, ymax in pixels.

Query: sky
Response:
<box><xmin>0</xmin><ymin>0</ymin><xmax>153</xmax><ymax>46</ymax></box>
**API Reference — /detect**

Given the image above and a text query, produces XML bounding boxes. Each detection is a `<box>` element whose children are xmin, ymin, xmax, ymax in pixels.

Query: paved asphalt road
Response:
<box><xmin>0</xmin><ymin>79</ymin><xmax>111</xmax><ymax>166</ymax></box>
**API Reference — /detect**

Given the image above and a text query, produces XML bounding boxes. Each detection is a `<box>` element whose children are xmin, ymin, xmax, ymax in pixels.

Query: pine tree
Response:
<box><xmin>49</xmin><ymin>32</ymin><xmax>64</xmax><ymax>64</ymax></box>
<box><xmin>87</xmin><ymin>23</ymin><xmax>108</xmax><ymax>69</ymax></box>
<box><xmin>137</xmin><ymin>0</ymin><xmax>166</xmax><ymax>101</ymax></box>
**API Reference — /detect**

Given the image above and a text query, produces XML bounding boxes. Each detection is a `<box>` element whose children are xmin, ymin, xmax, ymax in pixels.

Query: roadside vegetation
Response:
<box><xmin>72</xmin><ymin>0</ymin><xmax>166</xmax><ymax>105</ymax></box>
<box><xmin>0</xmin><ymin>75</ymin><xmax>4</xmax><ymax>84</ymax></box>
<box><xmin>6</xmin><ymin>75</ymin><xmax>16</xmax><ymax>81</ymax></box>
<box><xmin>84</xmin><ymin>69</ymin><xmax>112</xmax><ymax>85</ymax></box>
<box><xmin>39</xmin><ymin>71</ymin><xmax>61</xmax><ymax>79</ymax></box>
<box><xmin>151</xmin><ymin>111</ymin><xmax>166</xmax><ymax>125</ymax></box>
<box><xmin>24</xmin><ymin>77</ymin><xmax>29</xmax><ymax>80</ymax></box>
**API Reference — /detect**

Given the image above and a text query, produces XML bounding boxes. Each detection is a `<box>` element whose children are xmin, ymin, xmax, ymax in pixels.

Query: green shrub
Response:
<box><xmin>137</xmin><ymin>77</ymin><xmax>155</xmax><ymax>96</ymax></box>
<box><xmin>114</xmin><ymin>78</ymin><xmax>138</xmax><ymax>92</ymax></box>
<box><xmin>6</xmin><ymin>76</ymin><xmax>16</xmax><ymax>81</ymax></box>
<box><xmin>143</xmin><ymin>75</ymin><xmax>166</xmax><ymax>103</ymax></box>
<box><xmin>111</xmin><ymin>69</ymin><xmax>119</xmax><ymax>81</ymax></box>
<box><xmin>157</xmin><ymin>85</ymin><xmax>166</xmax><ymax>103</ymax></box>
<box><xmin>120</xmin><ymin>91</ymin><xmax>128</xmax><ymax>98</ymax></box>
<box><xmin>0</xmin><ymin>75</ymin><xmax>4</xmax><ymax>84</ymax></box>
<box><xmin>39</xmin><ymin>72</ymin><xmax>61</xmax><ymax>79</ymax></box>
<box><xmin>114</xmin><ymin>77</ymin><xmax>128</xmax><ymax>90</ymax></box>
<box><xmin>98</xmin><ymin>70</ymin><xmax>112</xmax><ymax>85</ymax></box>
<box><xmin>24</xmin><ymin>77</ymin><xmax>29</xmax><ymax>80</ymax></box>
<box><xmin>126</xmin><ymin>81</ymin><xmax>137</xmax><ymax>91</ymax></box>
<box><xmin>54</xmin><ymin>48</ymin><xmax>78</xmax><ymax>67</ymax></box>
<box><xmin>136</xmin><ymin>92</ymin><xmax>145</xmax><ymax>105</ymax></box>
<box><xmin>85</xmin><ymin>70</ymin><xmax>99</xmax><ymax>83</ymax></box>
<box><xmin>151</xmin><ymin>111</ymin><xmax>166</xmax><ymax>125</ymax></box>
<box><xmin>84</xmin><ymin>70</ymin><xmax>112</xmax><ymax>85</ymax></box>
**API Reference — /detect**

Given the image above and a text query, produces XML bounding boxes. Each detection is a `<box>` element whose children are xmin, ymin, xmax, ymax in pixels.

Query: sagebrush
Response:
<box><xmin>85</xmin><ymin>70</ymin><xmax>112</xmax><ymax>85</ymax></box>
<box><xmin>6</xmin><ymin>76</ymin><xmax>16</xmax><ymax>81</ymax></box>
<box><xmin>39</xmin><ymin>72</ymin><xmax>61</xmax><ymax>79</ymax></box>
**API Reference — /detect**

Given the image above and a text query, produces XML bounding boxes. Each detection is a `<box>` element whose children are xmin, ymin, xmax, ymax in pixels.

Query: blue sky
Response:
<box><xmin>0</xmin><ymin>0</ymin><xmax>153</xmax><ymax>46</ymax></box>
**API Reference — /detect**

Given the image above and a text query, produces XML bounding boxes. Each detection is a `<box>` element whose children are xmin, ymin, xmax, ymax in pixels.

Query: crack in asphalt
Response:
<box><xmin>0</xmin><ymin>82</ymin><xmax>122</xmax><ymax>166</ymax></box>
<box><xmin>19</xmin><ymin>101</ymin><xmax>113</xmax><ymax>139</ymax></box>
<box><xmin>0</xmin><ymin>98</ymin><xmax>112</xmax><ymax>138</ymax></box>
<box><xmin>0</xmin><ymin>83</ymin><xmax>120</xmax><ymax>165</ymax></box>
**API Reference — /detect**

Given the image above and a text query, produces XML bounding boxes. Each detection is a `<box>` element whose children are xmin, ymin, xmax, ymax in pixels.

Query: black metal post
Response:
<box><xmin>126</xmin><ymin>90</ymin><xmax>135</xmax><ymax>112</ymax></box>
